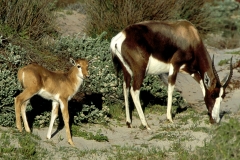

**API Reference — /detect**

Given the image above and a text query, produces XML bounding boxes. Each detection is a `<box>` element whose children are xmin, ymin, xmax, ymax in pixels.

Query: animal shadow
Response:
<box><xmin>26</xmin><ymin>93</ymin><xmax>103</xmax><ymax>138</ymax></box>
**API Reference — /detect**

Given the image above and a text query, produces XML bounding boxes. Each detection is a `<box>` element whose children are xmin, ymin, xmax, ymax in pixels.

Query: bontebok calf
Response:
<box><xmin>15</xmin><ymin>58</ymin><xmax>89</xmax><ymax>146</ymax></box>
<box><xmin>110</xmin><ymin>20</ymin><xmax>233</xmax><ymax>130</ymax></box>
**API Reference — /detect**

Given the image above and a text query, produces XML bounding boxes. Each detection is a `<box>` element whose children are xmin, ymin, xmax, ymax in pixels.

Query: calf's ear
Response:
<box><xmin>70</xmin><ymin>58</ymin><xmax>76</xmax><ymax>66</ymax></box>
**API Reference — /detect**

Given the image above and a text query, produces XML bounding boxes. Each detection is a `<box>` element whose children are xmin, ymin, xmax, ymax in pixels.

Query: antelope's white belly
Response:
<box><xmin>146</xmin><ymin>55</ymin><xmax>170</xmax><ymax>75</ymax></box>
<box><xmin>38</xmin><ymin>89</ymin><xmax>60</xmax><ymax>101</ymax></box>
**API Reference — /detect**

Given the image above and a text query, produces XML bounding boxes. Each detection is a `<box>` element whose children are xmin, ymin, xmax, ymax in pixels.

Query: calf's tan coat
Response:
<box><xmin>15</xmin><ymin>58</ymin><xmax>89</xmax><ymax>146</ymax></box>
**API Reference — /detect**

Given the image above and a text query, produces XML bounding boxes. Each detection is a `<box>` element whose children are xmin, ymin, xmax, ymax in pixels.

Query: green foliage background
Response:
<box><xmin>0</xmin><ymin>38</ymin><xmax>28</xmax><ymax>126</ymax></box>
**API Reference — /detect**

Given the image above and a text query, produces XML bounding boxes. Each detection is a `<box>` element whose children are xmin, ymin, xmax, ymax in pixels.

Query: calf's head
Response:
<box><xmin>70</xmin><ymin>58</ymin><xmax>89</xmax><ymax>79</ymax></box>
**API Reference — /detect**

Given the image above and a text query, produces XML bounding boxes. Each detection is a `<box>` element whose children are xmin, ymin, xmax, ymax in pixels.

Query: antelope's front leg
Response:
<box><xmin>47</xmin><ymin>101</ymin><xmax>59</xmax><ymax>139</ymax></box>
<box><xmin>167</xmin><ymin>65</ymin><xmax>178</xmax><ymax>123</ymax></box>
<box><xmin>60</xmin><ymin>99</ymin><xmax>74</xmax><ymax>146</ymax></box>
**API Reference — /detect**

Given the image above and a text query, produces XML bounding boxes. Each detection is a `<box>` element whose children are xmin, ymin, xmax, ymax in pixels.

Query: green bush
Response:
<box><xmin>209</xmin><ymin>0</ymin><xmax>240</xmax><ymax>37</ymax></box>
<box><xmin>73</xmin><ymin>105</ymin><xmax>110</xmax><ymax>125</ymax></box>
<box><xmin>206</xmin><ymin>0</ymin><xmax>240</xmax><ymax>48</ymax></box>
<box><xmin>83</xmin><ymin>0</ymin><xmax>215</xmax><ymax>39</ymax></box>
<box><xmin>0</xmin><ymin>0</ymin><xmax>57</xmax><ymax>40</ymax></box>
<box><xmin>0</xmin><ymin>38</ymin><xmax>28</xmax><ymax>127</ymax></box>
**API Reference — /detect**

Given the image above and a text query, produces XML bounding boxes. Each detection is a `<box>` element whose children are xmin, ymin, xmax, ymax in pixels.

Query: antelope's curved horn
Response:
<box><xmin>212</xmin><ymin>55</ymin><xmax>220</xmax><ymax>84</ymax></box>
<box><xmin>222</xmin><ymin>57</ymin><xmax>233</xmax><ymax>88</ymax></box>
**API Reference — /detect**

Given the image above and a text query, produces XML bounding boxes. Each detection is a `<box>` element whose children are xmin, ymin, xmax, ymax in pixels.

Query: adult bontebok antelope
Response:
<box><xmin>15</xmin><ymin>58</ymin><xmax>89</xmax><ymax>146</ymax></box>
<box><xmin>110</xmin><ymin>20</ymin><xmax>233</xmax><ymax>130</ymax></box>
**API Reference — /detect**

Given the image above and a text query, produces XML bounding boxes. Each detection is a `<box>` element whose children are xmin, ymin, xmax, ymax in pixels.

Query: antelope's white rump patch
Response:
<box><xmin>110</xmin><ymin>32</ymin><xmax>133</xmax><ymax>76</ymax></box>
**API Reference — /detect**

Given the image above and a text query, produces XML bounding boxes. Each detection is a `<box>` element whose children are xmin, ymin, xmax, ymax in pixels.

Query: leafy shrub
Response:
<box><xmin>209</xmin><ymin>0</ymin><xmax>240</xmax><ymax>37</ymax></box>
<box><xmin>83</xmin><ymin>0</ymin><xmax>215</xmax><ymax>39</ymax></box>
<box><xmin>0</xmin><ymin>0</ymin><xmax>57</xmax><ymax>40</ymax></box>
<box><xmin>0</xmin><ymin>38</ymin><xmax>28</xmax><ymax>127</ymax></box>
<box><xmin>73</xmin><ymin>105</ymin><xmax>110</xmax><ymax>125</ymax></box>
<box><xmin>205</xmin><ymin>0</ymin><xmax>240</xmax><ymax>48</ymax></box>
<box><xmin>32</xmin><ymin>111</ymin><xmax>52</xmax><ymax>128</ymax></box>
<box><xmin>0</xmin><ymin>112</ymin><xmax>15</xmax><ymax>127</ymax></box>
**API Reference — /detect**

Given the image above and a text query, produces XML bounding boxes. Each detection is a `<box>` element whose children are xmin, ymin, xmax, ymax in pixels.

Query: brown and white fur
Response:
<box><xmin>110</xmin><ymin>20</ymin><xmax>233</xmax><ymax>130</ymax></box>
<box><xmin>15</xmin><ymin>58</ymin><xmax>89</xmax><ymax>146</ymax></box>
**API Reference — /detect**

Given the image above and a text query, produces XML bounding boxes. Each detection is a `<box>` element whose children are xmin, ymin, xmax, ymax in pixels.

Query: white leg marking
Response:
<box><xmin>21</xmin><ymin>100</ymin><xmax>30</xmax><ymax>132</ymax></box>
<box><xmin>123</xmin><ymin>82</ymin><xmax>131</xmax><ymax>124</ymax></box>
<box><xmin>130</xmin><ymin>87</ymin><xmax>150</xmax><ymax>130</ymax></box>
<box><xmin>167</xmin><ymin>84</ymin><xmax>174</xmax><ymax>122</ymax></box>
<box><xmin>212</xmin><ymin>87</ymin><xmax>223</xmax><ymax>123</ymax></box>
<box><xmin>199</xmin><ymin>79</ymin><xmax>206</xmax><ymax>97</ymax></box>
<box><xmin>167</xmin><ymin>65</ymin><xmax>174</xmax><ymax>122</ymax></box>
<box><xmin>47</xmin><ymin>101</ymin><xmax>59</xmax><ymax>139</ymax></box>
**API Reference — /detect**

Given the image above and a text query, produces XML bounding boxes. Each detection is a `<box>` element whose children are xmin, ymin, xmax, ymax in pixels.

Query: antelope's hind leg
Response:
<box><xmin>130</xmin><ymin>73</ymin><xmax>150</xmax><ymax>130</ymax></box>
<box><xmin>15</xmin><ymin>90</ymin><xmax>33</xmax><ymax>132</ymax></box>
<box><xmin>15</xmin><ymin>97</ymin><xmax>23</xmax><ymax>132</ymax></box>
<box><xmin>123</xmin><ymin>70</ymin><xmax>132</xmax><ymax>128</ymax></box>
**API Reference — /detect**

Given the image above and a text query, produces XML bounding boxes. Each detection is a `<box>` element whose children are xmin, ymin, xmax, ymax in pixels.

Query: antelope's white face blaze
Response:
<box><xmin>212</xmin><ymin>87</ymin><xmax>224</xmax><ymax>123</ymax></box>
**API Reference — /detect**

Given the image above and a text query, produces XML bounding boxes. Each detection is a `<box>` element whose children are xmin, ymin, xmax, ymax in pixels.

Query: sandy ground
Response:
<box><xmin>56</xmin><ymin>10</ymin><xmax>86</xmax><ymax>37</ymax></box>
<box><xmin>26</xmin><ymin>10</ymin><xmax>240</xmax><ymax>158</ymax></box>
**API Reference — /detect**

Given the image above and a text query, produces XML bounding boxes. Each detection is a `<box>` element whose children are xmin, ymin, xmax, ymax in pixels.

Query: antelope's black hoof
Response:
<box><xmin>126</xmin><ymin>122</ymin><xmax>131</xmax><ymax>128</ymax></box>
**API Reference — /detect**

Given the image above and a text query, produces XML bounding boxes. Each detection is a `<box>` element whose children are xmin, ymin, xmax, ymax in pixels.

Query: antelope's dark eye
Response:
<box><xmin>77</xmin><ymin>65</ymin><xmax>81</xmax><ymax>68</ymax></box>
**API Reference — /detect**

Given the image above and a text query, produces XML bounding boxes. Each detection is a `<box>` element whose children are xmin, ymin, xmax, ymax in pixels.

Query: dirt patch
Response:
<box><xmin>56</xmin><ymin>10</ymin><xmax>86</xmax><ymax>37</ymax></box>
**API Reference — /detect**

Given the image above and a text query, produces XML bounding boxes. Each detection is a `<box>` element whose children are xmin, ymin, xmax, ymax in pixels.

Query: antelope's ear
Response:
<box><xmin>70</xmin><ymin>58</ymin><xmax>76</xmax><ymax>66</ymax></box>
<box><xmin>204</xmin><ymin>72</ymin><xmax>211</xmax><ymax>89</ymax></box>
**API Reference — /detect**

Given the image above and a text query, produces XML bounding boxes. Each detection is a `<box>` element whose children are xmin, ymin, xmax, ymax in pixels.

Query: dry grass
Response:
<box><xmin>0</xmin><ymin>0</ymin><xmax>57</xmax><ymax>40</ymax></box>
<box><xmin>83</xmin><ymin>0</ymin><xmax>215</xmax><ymax>39</ymax></box>
<box><xmin>56</xmin><ymin>0</ymin><xmax>78</xmax><ymax>7</ymax></box>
